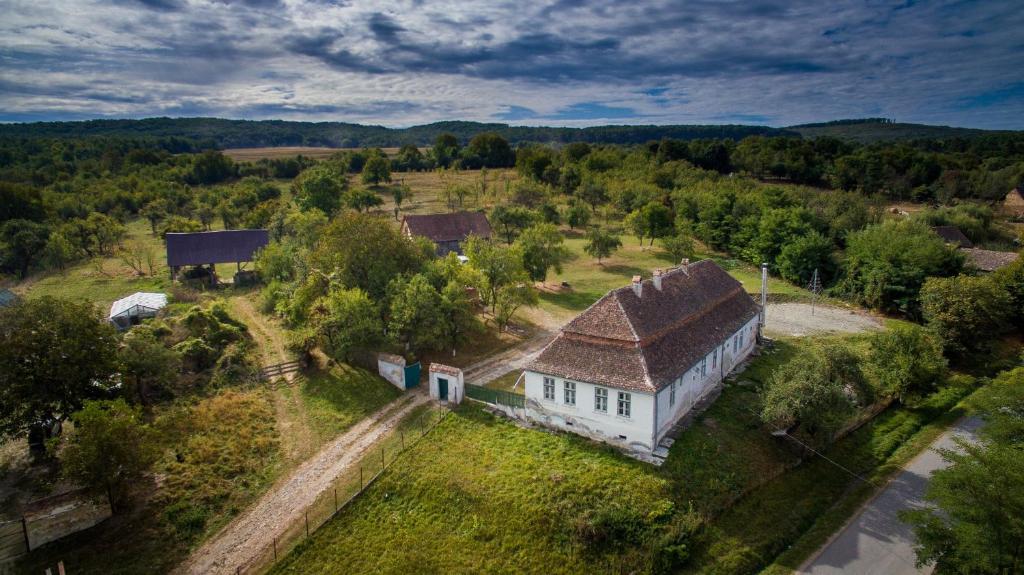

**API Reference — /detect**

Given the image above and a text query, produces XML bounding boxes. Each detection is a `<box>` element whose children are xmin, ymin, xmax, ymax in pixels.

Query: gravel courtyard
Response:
<box><xmin>764</xmin><ymin>303</ymin><xmax>882</xmax><ymax>337</ymax></box>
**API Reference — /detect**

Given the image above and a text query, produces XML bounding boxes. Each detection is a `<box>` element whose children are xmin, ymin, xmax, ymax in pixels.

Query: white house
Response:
<box><xmin>524</xmin><ymin>260</ymin><xmax>761</xmax><ymax>453</ymax></box>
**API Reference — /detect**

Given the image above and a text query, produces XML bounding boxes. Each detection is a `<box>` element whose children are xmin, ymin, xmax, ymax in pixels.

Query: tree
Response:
<box><xmin>515</xmin><ymin>223</ymin><xmax>572</xmax><ymax>284</ymax></box>
<box><xmin>292</xmin><ymin>163</ymin><xmax>347</xmax><ymax>215</ymax></box>
<box><xmin>776</xmin><ymin>231</ymin><xmax>835</xmax><ymax>285</ymax></box>
<box><xmin>0</xmin><ymin>219</ymin><xmax>49</xmax><ymax>278</ymax></box>
<box><xmin>901</xmin><ymin>440</ymin><xmax>1024</xmax><ymax>573</ymax></box>
<box><xmin>315</xmin><ymin>286</ymin><xmax>383</xmax><ymax>363</ymax></box>
<box><xmin>539</xmin><ymin>203</ymin><xmax>561</xmax><ymax>225</ymax></box>
<box><xmin>567</xmin><ymin>203</ymin><xmax>592</xmax><ymax>230</ymax></box>
<box><xmin>388</xmin><ymin>274</ymin><xmax>445</xmax><ymax>353</ymax></box>
<box><xmin>463</xmin><ymin>133</ymin><xmax>514</xmax><ymax>168</ymax></box>
<box><xmin>120</xmin><ymin>327</ymin><xmax>181</xmax><ymax>405</ymax></box>
<box><xmin>760</xmin><ymin>342</ymin><xmax>865</xmax><ymax>444</ymax></box>
<box><xmin>661</xmin><ymin>232</ymin><xmax>695</xmax><ymax>263</ymax></box>
<box><xmin>750</xmin><ymin>208</ymin><xmax>816</xmax><ymax>266</ymax></box>
<box><xmin>867</xmin><ymin>324</ymin><xmax>946</xmax><ymax>401</ymax></box>
<box><xmin>920</xmin><ymin>274</ymin><xmax>1012</xmax><ymax>358</ymax></box>
<box><xmin>344</xmin><ymin>188</ymin><xmax>384</xmax><ymax>213</ymax></box>
<box><xmin>308</xmin><ymin>212</ymin><xmax>425</xmax><ymax>300</ymax></box>
<box><xmin>432</xmin><ymin>133</ymin><xmax>460</xmax><ymax>169</ymax></box>
<box><xmin>56</xmin><ymin>399</ymin><xmax>158</xmax><ymax>512</ymax></box>
<box><xmin>638</xmin><ymin>202</ymin><xmax>675</xmax><ymax>246</ymax></box>
<box><xmin>584</xmin><ymin>227</ymin><xmax>622</xmax><ymax>264</ymax></box>
<box><xmin>464</xmin><ymin>236</ymin><xmax>523</xmax><ymax>314</ymax></box>
<box><xmin>494</xmin><ymin>281</ymin><xmax>538</xmax><ymax>332</ymax></box>
<box><xmin>43</xmin><ymin>231</ymin><xmax>78</xmax><ymax>272</ymax></box>
<box><xmin>992</xmin><ymin>256</ymin><xmax>1024</xmax><ymax>330</ymax></box>
<box><xmin>491</xmin><ymin>205</ymin><xmax>538</xmax><ymax>245</ymax></box>
<box><xmin>391</xmin><ymin>184</ymin><xmax>413</xmax><ymax>220</ymax></box>
<box><xmin>837</xmin><ymin>219</ymin><xmax>963</xmax><ymax>314</ymax></box>
<box><xmin>187</xmin><ymin>151</ymin><xmax>235</xmax><ymax>185</ymax></box>
<box><xmin>361</xmin><ymin>155</ymin><xmax>392</xmax><ymax>185</ymax></box>
<box><xmin>0</xmin><ymin>182</ymin><xmax>45</xmax><ymax>223</ymax></box>
<box><xmin>577</xmin><ymin>180</ymin><xmax>609</xmax><ymax>212</ymax></box>
<box><xmin>0</xmin><ymin>297</ymin><xmax>119</xmax><ymax>439</ymax></box>
<box><xmin>140</xmin><ymin>199</ymin><xmax>169</xmax><ymax>235</ymax></box>
<box><xmin>439</xmin><ymin>281</ymin><xmax>481</xmax><ymax>356</ymax></box>
<box><xmin>85</xmin><ymin>212</ymin><xmax>126</xmax><ymax>256</ymax></box>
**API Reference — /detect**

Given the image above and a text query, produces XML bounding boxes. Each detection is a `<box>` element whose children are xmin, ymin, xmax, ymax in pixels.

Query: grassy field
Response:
<box><xmin>264</xmin><ymin>333</ymin><xmax>980</xmax><ymax>575</ymax></box>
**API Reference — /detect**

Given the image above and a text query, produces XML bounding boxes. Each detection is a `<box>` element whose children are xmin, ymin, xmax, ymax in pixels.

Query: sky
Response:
<box><xmin>1</xmin><ymin>0</ymin><xmax>1022</xmax><ymax>129</ymax></box>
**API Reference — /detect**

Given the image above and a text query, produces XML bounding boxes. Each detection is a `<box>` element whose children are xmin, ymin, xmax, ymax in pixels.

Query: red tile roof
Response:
<box><xmin>961</xmin><ymin>248</ymin><xmax>1020</xmax><ymax>272</ymax></box>
<box><xmin>529</xmin><ymin>260</ymin><xmax>760</xmax><ymax>392</ymax></box>
<box><xmin>402</xmin><ymin>211</ymin><xmax>491</xmax><ymax>242</ymax></box>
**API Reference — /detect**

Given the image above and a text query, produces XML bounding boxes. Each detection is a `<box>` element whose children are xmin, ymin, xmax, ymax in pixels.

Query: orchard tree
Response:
<box><xmin>391</xmin><ymin>184</ymin><xmax>413</xmax><ymax>220</ymax></box>
<box><xmin>432</xmin><ymin>133</ymin><xmax>460</xmax><ymax>169</ymax></box>
<box><xmin>567</xmin><ymin>203</ymin><xmax>591</xmax><ymax>230</ymax></box>
<box><xmin>345</xmin><ymin>188</ymin><xmax>384</xmax><ymax>212</ymax></box>
<box><xmin>0</xmin><ymin>219</ymin><xmax>49</xmax><ymax>278</ymax></box>
<box><xmin>491</xmin><ymin>205</ymin><xmax>538</xmax><ymax>245</ymax></box>
<box><xmin>464</xmin><ymin>236</ymin><xmax>524</xmax><ymax>314</ymax></box>
<box><xmin>120</xmin><ymin>326</ymin><xmax>182</xmax><ymax>405</ymax></box>
<box><xmin>776</xmin><ymin>231</ymin><xmax>835</xmax><ymax>285</ymax></box>
<box><xmin>439</xmin><ymin>281</ymin><xmax>481</xmax><ymax>356</ymax></box>
<box><xmin>314</xmin><ymin>286</ymin><xmax>383</xmax><ymax>363</ymax></box>
<box><xmin>361</xmin><ymin>155</ymin><xmax>392</xmax><ymax>185</ymax></box>
<box><xmin>293</xmin><ymin>163</ymin><xmax>347</xmax><ymax>215</ymax></box>
<box><xmin>515</xmin><ymin>223</ymin><xmax>571</xmax><ymax>284</ymax></box>
<box><xmin>388</xmin><ymin>274</ymin><xmax>445</xmax><ymax>353</ymax></box>
<box><xmin>661</xmin><ymin>232</ymin><xmax>695</xmax><ymax>263</ymax></box>
<box><xmin>0</xmin><ymin>297</ymin><xmax>120</xmax><ymax>439</ymax></box>
<box><xmin>583</xmin><ymin>227</ymin><xmax>622</xmax><ymax>264</ymax></box>
<box><xmin>56</xmin><ymin>399</ymin><xmax>158</xmax><ymax>512</ymax></box>
<box><xmin>577</xmin><ymin>180</ymin><xmax>608</xmax><ymax>213</ymax></box>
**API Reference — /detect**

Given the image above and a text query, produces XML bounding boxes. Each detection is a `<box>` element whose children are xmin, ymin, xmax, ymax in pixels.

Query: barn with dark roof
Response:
<box><xmin>523</xmin><ymin>260</ymin><xmax>761</xmax><ymax>454</ymax></box>
<box><xmin>401</xmin><ymin>211</ymin><xmax>491</xmax><ymax>255</ymax></box>
<box><xmin>166</xmin><ymin>229</ymin><xmax>269</xmax><ymax>284</ymax></box>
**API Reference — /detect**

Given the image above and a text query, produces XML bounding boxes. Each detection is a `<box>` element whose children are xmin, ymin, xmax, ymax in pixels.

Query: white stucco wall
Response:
<box><xmin>377</xmin><ymin>358</ymin><xmax>406</xmax><ymax>390</ymax></box>
<box><xmin>525</xmin><ymin>314</ymin><xmax>761</xmax><ymax>452</ymax></box>
<box><xmin>429</xmin><ymin>368</ymin><xmax>464</xmax><ymax>404</ymax></box>
<box><xmin>523</xmin><ymin>371</ymin><xmax>656</xmax><ymax>451</ymax></box>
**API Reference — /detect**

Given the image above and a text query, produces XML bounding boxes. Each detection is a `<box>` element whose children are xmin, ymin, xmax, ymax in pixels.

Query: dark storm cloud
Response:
<box><xmin>1</xmin><ymin>0</ymin><xmax>1023</xmax><ymax>127</ymax></box>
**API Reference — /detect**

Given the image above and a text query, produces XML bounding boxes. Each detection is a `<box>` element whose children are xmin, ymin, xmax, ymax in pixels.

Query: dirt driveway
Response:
<box><xmin>765</xmin><ymin>303</ymin><xmax>882</xmax><ymax>337</ymax></box>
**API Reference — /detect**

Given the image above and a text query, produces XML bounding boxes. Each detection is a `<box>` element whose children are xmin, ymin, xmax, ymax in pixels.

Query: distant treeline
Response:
<box><xmin>0</xmin><ymin>118</ymin><xmax>795</xmax><ymax>148</ymax></box>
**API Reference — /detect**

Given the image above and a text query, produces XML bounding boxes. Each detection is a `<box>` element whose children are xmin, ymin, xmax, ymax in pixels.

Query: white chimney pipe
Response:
<box><xmin>653</xmin><ymin>268</ymin><xmax>663</xmax><ymax>290</ymax></box>
<box><xmin>760</xmin><ymin>263</ymin><xmax>768</xmax><ymax>330</ymax></box>
<box><xmin>680</xmin><ymin>258</ymin><xmax>690</xmax><ymax>275</ymax></box>
<box><xmin>631</xmin><ymin>275</ymin><xmax>643</xmax><ymax>297</ymax></box>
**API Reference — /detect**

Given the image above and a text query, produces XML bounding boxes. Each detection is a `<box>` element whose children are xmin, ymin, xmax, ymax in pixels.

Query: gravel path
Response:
<box><xmin>765</xmin><ymin>303</ymin><xmax>882</xmax><ymax>337</ymax></box>
<box><xmin>176</xmin><ymin>391</ymin><xmax>430</xmax><ymax>575</ymax></box>
<box><xmin>463</xmin><ymin>328</ymin><xmax>555</xmax><ymax>386</ymax></box>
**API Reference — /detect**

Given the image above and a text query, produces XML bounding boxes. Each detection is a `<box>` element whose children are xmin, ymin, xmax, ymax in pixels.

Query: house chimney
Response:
<box><xmin>652</xmin><ymin>268</ymin><xmax>664</xmax><ymax>290</ymax></box>
<box><xmin>680</xmin><ymin>258</ymin><xmax>690</xmax><ymax>275</ymax></box>
<box><xmin>631</xmin><ymin>275</ymin><xmax>643</xmax><ymax>297</ymax></box>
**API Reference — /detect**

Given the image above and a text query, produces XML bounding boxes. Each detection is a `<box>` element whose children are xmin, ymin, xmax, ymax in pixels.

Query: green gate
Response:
<box><xmin>404</xmin><ymin>362</ymin><xmax>421</xmax><ymax>389</ymax></box>
<box><xmin>465</xmin><ymin>383</ymin><xmax>525</xmax><ymax>409</ymax></box>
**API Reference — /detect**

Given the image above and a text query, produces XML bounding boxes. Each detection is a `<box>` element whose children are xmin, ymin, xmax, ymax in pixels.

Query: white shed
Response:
<box><xmin>109</xmin><ymin>292</ymin><xmax>167</xmax><ymax>330</ymax></box>
<box><xmin>429</xmin><ymin>364</ymin><xmax>464</xmax><ymax>404</ymax></box>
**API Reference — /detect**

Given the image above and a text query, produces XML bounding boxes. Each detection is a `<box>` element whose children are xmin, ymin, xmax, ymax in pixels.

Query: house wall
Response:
<box><xmin>377</xmin><ymin>357</ymin><xmax>407</xmax><ymax>390</ymax></box>
<box><xmin>653</xmin><ymin>315</ymin><xmax>759</xmax><ymax>443</ymax></box>
<box><xmin>525</xmin><ymin>314</ymin><xmax>760</xmax><ymax>452</ymax></box>
<box><xmin>523</xmin><ymin>371</ymin><xmax>656</xmax><ymax>451</ymax></box>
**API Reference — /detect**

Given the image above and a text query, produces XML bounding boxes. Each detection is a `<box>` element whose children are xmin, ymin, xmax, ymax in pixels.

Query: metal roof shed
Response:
<box><xmin>109</xmin><ymin>292</ymin><xmax>167</xmax><ymax>330</ymax></box>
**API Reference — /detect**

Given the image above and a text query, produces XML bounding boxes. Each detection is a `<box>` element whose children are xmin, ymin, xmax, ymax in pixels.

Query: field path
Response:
<box><xmin>176</xmin><ymin>391</ymin><xmax>430</xmax><ymax>575</ymax></box>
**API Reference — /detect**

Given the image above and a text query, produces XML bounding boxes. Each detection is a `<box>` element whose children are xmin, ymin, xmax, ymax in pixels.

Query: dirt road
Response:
<box><xmin>765</xmin><ymin>303</ymin><xmax>882</xmax><ymax>337</ymax></box>
<box><xmin>177</xmin><ymin>391</ymin><xmax>430</xmax><ymax>575</ymax></box>
<box><xmin>462</xmin><ymin>328</ymin><xmax>555</xmax><ymax>386</ymax></box>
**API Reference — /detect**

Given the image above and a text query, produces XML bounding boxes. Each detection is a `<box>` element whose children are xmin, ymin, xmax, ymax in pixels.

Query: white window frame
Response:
<box><xmin>543</xmin><ymin>377</ymin><xmax>555</xmax><ymax>401</ymax></box>
<box><xmin>669</xmin><ymin>383</ymin><xmax>676</xmax><ymax>407</ymax></box>
<box><xmin>617</xmin><ymin>392</ymin><xmax>631</xmax><ymax>418</ymax></box>
<box><xmin>595</xmin><ymin>387</ymin><xmax>608</xmax><ymax>412</ymax></box>
<box><xmin>712</xmin><ymin>347</ymin><xmax>717</xmax><ymax>369</ymax></box>
<box><xmin>564</xmin><ymin>381</ymin><xmax>576</xmax><ymax>406</ymax></box>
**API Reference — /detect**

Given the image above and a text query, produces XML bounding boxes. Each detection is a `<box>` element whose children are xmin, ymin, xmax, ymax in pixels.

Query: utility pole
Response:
<box><xmin>759</xmin><ymin>263</ymin><xmax>768</xmax><ymax>336</ymax></box>
<box><xmin>807</xmin><ymin>268</ymin><xmax>823</xmax><ymax>315</ymax></box>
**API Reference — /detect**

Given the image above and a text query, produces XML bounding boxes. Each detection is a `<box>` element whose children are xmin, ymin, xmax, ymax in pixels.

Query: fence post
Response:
<box><xmin>401</xmin><ymin>431</ymin><xmax>405</xmax><ymax>450</ymax></box>
<box><xmin>273</xmin><ymin>537</ymin><xmax>278</xmax><ymax>561</ymax></box>
<box><xmin>21</xmin><ymin>516</ymin><xmax>29</xmax><ymax>552</ymax></box>
<box><xmin>305</xmin><ymin>510</ymin><xmax>309</xmax><ymax>538</ymax></box>
<box><xmin>381</xmin><ymin>447</ymin><xmax>385</xmax><ymax>471</ymax></box>
<box><xmin>334</xmin><ymin>487</ymin><xmax>338</xmax><ymax>512</ymax></box>
<box><xmin>360</xmin><ymin>466</ymin><xmax>363</xmax><ymax>490</ymax></box>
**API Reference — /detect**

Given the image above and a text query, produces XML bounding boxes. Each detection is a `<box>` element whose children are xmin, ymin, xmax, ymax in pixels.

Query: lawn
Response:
<box><xmin>265</xmin><ymin>334</ymin><xmax>979</xmax><ymax>575</ymax></box>
<box><xmin>297</xmin><ymin>364</ymin><xmax>402</xmax><ymax>446</ymax></box>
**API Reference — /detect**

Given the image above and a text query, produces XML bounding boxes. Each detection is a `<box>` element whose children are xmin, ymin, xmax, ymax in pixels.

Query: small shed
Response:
<box><xmin>166</xmin><ymin>229</ymin><xmax>269</xmax><ymax>285</ymax></box>
<box><xmin>429</xmin><ymin>364</ymin><xmax>464</xmax><ymax>404</ymax></box>
<box><xmin>109</xmin><ymin>292</ymin><xmax>167</xmax><ymax>330</ymax></box>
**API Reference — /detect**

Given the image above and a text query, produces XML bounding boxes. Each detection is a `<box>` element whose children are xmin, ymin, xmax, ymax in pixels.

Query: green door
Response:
<box><xmin>438</xmin><ymin>378</ymin><xmax>449</xmax><ymax>401</ymax></box>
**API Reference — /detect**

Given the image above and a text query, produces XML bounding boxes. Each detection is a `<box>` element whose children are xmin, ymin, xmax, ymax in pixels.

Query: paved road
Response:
<box><xmin>799</xmin><ymin>416</ymin><xmax>982</xmax><ymax>575</ymax></box>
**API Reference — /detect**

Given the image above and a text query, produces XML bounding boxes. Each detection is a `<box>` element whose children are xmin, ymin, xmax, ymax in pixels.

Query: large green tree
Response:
<box><xmin>315</xmin><ymin>286</ymin><xmax>383</xmax><ymax>363</ymax></box>
<box><xmin>515</xmin><ymin>223</ymin><xmax>571</xmax><ymax>283</ymax></box>
<box><xmin>0</xmin><ymin>297</ymin><xmax>120</xmax><ymax>438</ymax></box>
<box><xmin>56</xmin><ymin>399</ymin><xmax>158</xmax><ymax>512</ymax></box>
<box><xmin>120</xmin><ymin>326</ymin><xmax>181</xmax><ymax>405</ymax></box>
<box><xmin>0</xmin><ymin>219</ymin><xmax>49</xmax><ymax>278</ymax></box>
<box><xmin>361</xmin><ymin>155</ymin><xmax>392</xmax><ymax>185</ymax></box>
<box><xmin>920</xmin><ymin>274</ymin><xmax>1012</xmax><ymax>358</ymax></box>
<box><xmin>292</xmin><ymin>163</ymin><xmax>348</xmax><ymax>215</ymax></box>
<box><xmin>584</xmin><ymin>227</ymin><xmax>622</xmax><ymax>263</ymax></box>
<box><xmin>388</xmin><ymin>274</ymin><xmax>446</xmax><ymax>354</ymax></box>
<box><xmin>867</xmin><ymin>324</ymin><xmax>947</xmax><ymax>401</ymax></box>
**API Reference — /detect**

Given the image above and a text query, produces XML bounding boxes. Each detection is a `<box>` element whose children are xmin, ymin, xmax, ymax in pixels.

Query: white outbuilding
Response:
<box><xmin>109</xmin><ymin>292</ymin><xmax>167</xmax><ymax>330</ymax></box>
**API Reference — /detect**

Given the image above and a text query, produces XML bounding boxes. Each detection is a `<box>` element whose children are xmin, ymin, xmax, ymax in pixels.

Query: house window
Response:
<box><xmin>543</xmin><ymin>377</ymin><xmax>555</xmax><ymax>401</ymax></box>
<box><xmin>669</xmin><ymin>383</ymin><xmax>676</xmax><ymax>407</ymax></box>
<box><xmin>564</xmin><ymin>381</ymin><xmax>576</xmax><ymax>406</ymax></box>
<box><xmin>712</xmin><ymin>348</ymin><xmax>718</xmax><ymax>369</ymax></box>
<box><xmin>595</xmin><ymin>387</ymin><xmax>608</xmax><ymax>412</ymax></box>
<box><xmin>617</xmin><ymin>392</ymin><xmax>631</xmax><ymax>418</ymax></box>
<box><xmin>739</xmin><ymin>332</ymin><xmax>745</xmax><ymax>349</ymax></box>
<box><xmin>700</xmin><ymin>358</ymin><xmax>707</xmax><ymax>378</ymax></box>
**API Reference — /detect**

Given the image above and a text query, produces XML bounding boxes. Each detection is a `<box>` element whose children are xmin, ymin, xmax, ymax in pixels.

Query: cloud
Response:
<box><xmin>0</xmin><ymin>0</ymin><xmax>1021</xmax><ymax>128</ymax></box>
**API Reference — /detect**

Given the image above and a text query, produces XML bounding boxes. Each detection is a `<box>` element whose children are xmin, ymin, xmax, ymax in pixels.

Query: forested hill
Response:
<box><xmin>787</xmin><ymin>119</ymin><xmax>995</xmax><ymax>143</ymax></box>
<box><xmin>0</xmin><ymin>118</ymin><xmax>794</xmax><ymax>148</ymax></box>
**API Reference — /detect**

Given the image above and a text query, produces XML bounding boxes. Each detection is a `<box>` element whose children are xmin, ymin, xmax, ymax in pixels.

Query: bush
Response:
<box><xmin>163</xmin><ymin>500</ymin><xmax>209</xmax><ymax>540</ymax></box>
